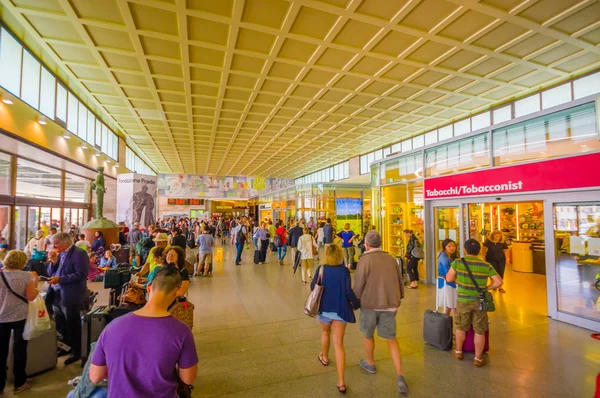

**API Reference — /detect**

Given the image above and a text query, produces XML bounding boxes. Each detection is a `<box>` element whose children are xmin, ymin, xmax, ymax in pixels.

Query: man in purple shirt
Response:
<box><xmin>89</xmin><ymin>265</ymin><xmax>198</xmax><ymax>397</ymax></box>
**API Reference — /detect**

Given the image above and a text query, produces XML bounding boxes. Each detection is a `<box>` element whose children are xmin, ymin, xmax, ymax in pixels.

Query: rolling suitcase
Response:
<box><xmin>254</xmin><ymin>250</ymin><xmax>260</xmax><ymax>264</ymax></box>
<box><xmin>8</xmin><ymin>321</ymin><xmax>57</xmax><ymax>379</ymax></box>
<box><xmin>423</xmin><ymin>310</ymin><xmax>453</xmax><ymax>350</ymax></box>
<box><xmin>82</xmin><ymin>306</ymin><xmax>113</xmax><ymax>363</ymax></box>
<box><xmin>113</xmin><ymin>246</ymin><xmax>130</xmax><ymax>264</ymax></box>
<box><xmin>463</xmin><ymin>326</ymin><xmax>489</xmax><ymax>353</ymax></box>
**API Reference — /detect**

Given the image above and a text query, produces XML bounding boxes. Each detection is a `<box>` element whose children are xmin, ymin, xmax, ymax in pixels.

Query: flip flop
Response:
<box><xmin>318</xmin><ymin>354</ymin><xmax>329</xmax><ymax>366</ymax></box>
<box><xmin>337</xmin><ymin>385</ymin><xmax>347</xmax><ymax>394</ymax></box>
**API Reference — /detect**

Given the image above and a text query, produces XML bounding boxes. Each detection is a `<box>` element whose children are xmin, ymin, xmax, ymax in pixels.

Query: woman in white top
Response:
<box><xmin>0</xmin><ymin>250</ymin><xmax>39</xmax><ymax>394</ymax></box>
<box><xmin>297</xmin><ymin>227</ymin><xmax>317</xmax><ymax>284</ymax></box>
<box><xmin>316</xmin><ymin>223</ymin><xmax>325</xmax><ymax>254</ymax></box>
<box><xmin>24</xmin><ymin>230</ymin><xmax>45</xmax><ymax>258</ymax></box>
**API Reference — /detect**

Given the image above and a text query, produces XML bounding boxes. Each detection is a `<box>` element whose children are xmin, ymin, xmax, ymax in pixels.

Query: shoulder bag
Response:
<box><xmin>304</xmin><ymin>265</ymin><xmax>325</xmax><ymax>317</ymax></box>
<box><xmin>461</xmin><ymin>258</ymin><xmax>495</xmax><ymax>312</ymax></box>
<box><xmin>169</xmin><ymin>298</ymin><xmax>195</xmax><ymax>329</ymax></box>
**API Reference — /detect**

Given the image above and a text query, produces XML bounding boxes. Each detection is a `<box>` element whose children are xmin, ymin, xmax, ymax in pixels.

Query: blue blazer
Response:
<box><xmin>311</xmin><ymin>265</ymin><xmax>360</xmax><ymax>323</ymax></box>
<box><xmin>48</xmin><ymin>246</ymin><xmax>90</xmax><ymax>307</ymax></box>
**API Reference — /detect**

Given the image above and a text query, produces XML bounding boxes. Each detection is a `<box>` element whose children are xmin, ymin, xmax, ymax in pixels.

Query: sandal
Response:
<box><xmin>318</xmin><ymin>354</ymin><xmax>329</xmax><ymax>366</ymax></box>
<box><xmin>499</xmin><ymin>288</ymin><xmax>506</xmax><ymax>293</ymax></box>
<box><xmin>337</xmin><ymin>385</ymin><xmax>347</xmax><ymax>394</ymax></box>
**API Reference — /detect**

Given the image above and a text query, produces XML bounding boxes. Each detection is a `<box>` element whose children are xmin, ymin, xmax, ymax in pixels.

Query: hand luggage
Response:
<box><xmin>270</xmin><ymin>242</ymin><xmax>277</xmax><ymax>252</ymax></box>
<box><xmin>81</xmin><ymin>289</ymin><xmax>98</xmax><ymax>313</ymax></box>
<box><xmin>25</xmin><ymin>259</ymin><xmax>47</xmax><ymax>277</ymax></box>
<box><xmin>462</xmin><ymin>325</ymin><xmax>489</xmax><ymax>353</ymax></box>
<box><xmin>103</xmin><ymin>268</ymin><xmax>131</xmax><ymax>289</ymax></box>
<box><xmin>423</xmin><ymin>310</ymin><xmax>453</xmax><ymax>350</ymax></box>
<box><xmin>254</xmin><ymin>250</ymin><xmax>260</xmax><ymax>264</ymax></box>
<box><xmin>8</xmin><ymin>321</ymin><xmax>57</xmax><ymax>379</ymax></box>
<box><xmin>113</xmin><ymin>246</ymin><xmax>130</xmax><ymax>264</ymax></box>
<box><xmin>259</xmin><ymin>249</ymin><xmax>267</xmax><ymax>263</ymax></box>
<box><xmin>81</xmin><ymin>306</ymin><xmax>113</xmax><ymax>363</ymax></box>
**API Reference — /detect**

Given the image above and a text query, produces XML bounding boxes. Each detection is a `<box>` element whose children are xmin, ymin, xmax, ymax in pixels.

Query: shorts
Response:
<box><xmin>199</xmin><ymin>252</ymin><xmax>212</xmax><ymax>266</ymax></box>
<box><xmin>455</xmin><ymin>300</ymin><xmax>488</xmax><ymax>335</ymax></box>
<box><xmin>317</xmin><ymin>312</ymin><xmax>347</xmax><ymax>325</ymax></box>
<box><xmin>360</xmin><ymin>309</ymin><xmax>397</xmax><ymax>339</ymax></box>
<box><xmin>129</xmin><ymin>246</ymin><xmax>137</xmax><ymax>256</ymax></box>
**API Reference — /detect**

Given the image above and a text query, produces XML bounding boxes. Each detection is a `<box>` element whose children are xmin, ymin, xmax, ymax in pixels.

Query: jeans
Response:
<box><xmin>253</xmin><ymin>237</ymin><xmax>259</xmax><ymax>251</ymax></box>
<box><xmin>53</xmin><ymin>293</ymin><xmax>82</xmax><ymax>357</ymax></box>
<box><xmin>235</xmin><ymin>242</ymin><xmax>244</xmax><ymax>264</ymax></box>
<box><xmin>407</xmin><ymin>256</ymin><xmax>420</xmax><ymax>282</ymax></box>
<box><xmin>277</xmin><ymin>245</ymin><xmax>287</xmax><ymax>261</ymax></box>
<box><xmin>0</xmin><ymin>319</ymin><xmax>27</xmax><ymax>391</ymax></box>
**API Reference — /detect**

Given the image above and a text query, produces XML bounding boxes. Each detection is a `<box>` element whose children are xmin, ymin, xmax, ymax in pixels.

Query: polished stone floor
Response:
<box><xmin>8</xmin><ymin>243</ymin><xmax>600</xmax><ymax>397</ymax></box>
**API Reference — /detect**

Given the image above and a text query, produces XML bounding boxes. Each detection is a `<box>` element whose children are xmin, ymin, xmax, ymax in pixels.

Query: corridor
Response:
<box><xmin>18</xmin><ymin>243</ymin><xmax>600</xmax><ymax>397</ymax></box>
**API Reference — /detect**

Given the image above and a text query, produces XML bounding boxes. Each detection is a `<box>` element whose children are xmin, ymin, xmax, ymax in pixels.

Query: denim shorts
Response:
<box><xmin>318</xmin><ymin>312</ymin><xmax>347</xmax><ymax>325</ymax></box>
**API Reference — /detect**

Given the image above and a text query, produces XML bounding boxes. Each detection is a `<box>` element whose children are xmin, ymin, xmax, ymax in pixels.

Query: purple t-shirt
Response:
<box><xmin>91</xmin><ymin>313</ymin><xmax>198</xmax><ymax>397</ymax></box>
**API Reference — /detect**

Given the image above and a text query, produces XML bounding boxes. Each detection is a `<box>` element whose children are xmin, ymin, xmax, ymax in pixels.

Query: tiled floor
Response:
<box><xmin>9</xmin><ymin>243</ymin><xmax>600</xmax><ymax>397</ymax></box>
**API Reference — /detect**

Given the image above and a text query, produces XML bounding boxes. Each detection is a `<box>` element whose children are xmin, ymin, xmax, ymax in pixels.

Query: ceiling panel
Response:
<box><xmin>2</xmin><ymin>0</ymin><xmax>599</xmax><ymax>177</ymax></box>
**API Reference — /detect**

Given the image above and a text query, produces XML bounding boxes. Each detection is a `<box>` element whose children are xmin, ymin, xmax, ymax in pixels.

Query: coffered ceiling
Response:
<box><xmin>1</xmin><ymin>0</ymin><xmax>599</xmax><ymax>177</ymax></box>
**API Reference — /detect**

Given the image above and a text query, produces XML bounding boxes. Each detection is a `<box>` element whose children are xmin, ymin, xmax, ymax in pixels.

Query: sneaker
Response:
<box><xmin>397</xmin><ymin>375</ymin><xmax>408</xmax><ymax>394</ymax></box>
<box><xmin>453</xmin><ymin>350</ymin><xmax>463</xmax><ymax>360</ymax></box>
<box><xmin>473</xmin><ymin>357</ymin><xmax>488</xmax><ymax>367</ymax></box>
<box><xmin>359</xmin><ymin>359</ymin><xmax>376</xmax><ymax>374</ymax></box>
<box><xmin>279</xmin><ymin>260</ymin><xmax>284</xmax><ymax>266</ymax></box>
<box><xmin>14</xmin><ymin>382</ymin><xmax>33</xmax><ymax>394</ymax></box>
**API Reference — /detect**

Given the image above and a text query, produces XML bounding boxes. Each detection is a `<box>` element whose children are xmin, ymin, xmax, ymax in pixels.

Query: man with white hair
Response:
<box><xmin>353</xmin><ymin>230</ymin><xmax>408</xmax><ymax>395</ymax></box>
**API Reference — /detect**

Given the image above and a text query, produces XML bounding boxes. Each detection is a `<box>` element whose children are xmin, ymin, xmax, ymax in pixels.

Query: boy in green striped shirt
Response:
<box><xmin>446</xmin><ymin>239</ymin><xmax>503</xmax><ymax>368</ymax></box>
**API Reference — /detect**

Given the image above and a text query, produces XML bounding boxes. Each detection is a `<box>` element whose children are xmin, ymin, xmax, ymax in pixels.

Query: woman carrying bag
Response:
<box><xmin>0</xmin><ymin>250</ymin><xmax>40</xmax><ymax>395</ymax></box>
<box><xmin>404</xmin><ymin>230</ymin><xmax>421</xmax><ymax>289</ymax></box>
<box><xmin>310</xmin><ymin>245</ymin><xmax>360</xmax><ymax>394</ymax></box>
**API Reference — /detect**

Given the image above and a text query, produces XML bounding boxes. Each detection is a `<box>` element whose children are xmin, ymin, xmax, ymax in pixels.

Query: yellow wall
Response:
<box><xmin>0</xmin><ymin>90</ymin><xmax>126</xmax><ymax>178</ymax></box>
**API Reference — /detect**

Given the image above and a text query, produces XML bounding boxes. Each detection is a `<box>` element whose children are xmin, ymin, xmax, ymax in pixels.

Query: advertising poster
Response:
<box><xmin>117</xmin><ymin>173</ymin><xmax>157</xmax><ymax>228</ymax></box>
<box><xmin>335</xmin><ymin>198</ymin><xmax>363</xmax><ymax>234</ymax></box>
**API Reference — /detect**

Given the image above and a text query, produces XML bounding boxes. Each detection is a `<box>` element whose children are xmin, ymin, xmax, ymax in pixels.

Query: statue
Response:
<box><xmin>91</xmin><ymin>166</ymin><xmax>106</xmax><ymax>219</ymax></box>
<box><xmin>132</xmin><ymin>184</ymin><xmax>155</xmax><ymax>227</ymax></box>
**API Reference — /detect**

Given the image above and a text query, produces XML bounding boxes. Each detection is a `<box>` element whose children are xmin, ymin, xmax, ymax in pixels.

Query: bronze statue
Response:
<box><xmin>91</xmin><ymin>166</ymin><xmax>106</xmax><ymax>219</ymax></box>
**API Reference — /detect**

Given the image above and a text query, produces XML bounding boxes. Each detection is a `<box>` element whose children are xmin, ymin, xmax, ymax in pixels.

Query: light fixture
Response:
<box><xmin>1</xmin><ymin>93</ymin><xmax>12</xmax><ymax>105</ymax></box>
<box><xmin>63</xmin><ymin>134</ymin><xmax>71</xmax><ymax>139</ymax></box>
<box><xmin>105</xmin><ymin>158</ymin><xmax>111</xmax><ymax>163</ymax></box>
<box><xmin>80</xmin><ymin>143</ymin><xmax>87</xmax><ymax>149</ymax></box>
<box><xmin>94</xmin><ymin>152</ymin><xmax>101</xmax><ymax>157</ymax></box>
<box><xmin>37</xmin><ymin>115</ymin><xmax>47</xmax><ymax>125</ymax></box>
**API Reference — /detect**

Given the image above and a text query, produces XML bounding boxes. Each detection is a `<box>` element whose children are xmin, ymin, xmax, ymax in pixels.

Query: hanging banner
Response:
<box><xmin>424</xmin><ymin>153</ymin><xmax>600</xmax><ymax>199</ymax></box>
<box><xmin>117</xmin><ymin>173</ymin><xmax>157</xmax><ymax>228</ymax></box>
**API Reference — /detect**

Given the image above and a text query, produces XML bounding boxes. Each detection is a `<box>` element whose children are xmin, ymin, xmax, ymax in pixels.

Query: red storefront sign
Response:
<box><xmin>424</xmin><ymin>152</ymin><xmax>600</xmax><ymax>199</ymax></box>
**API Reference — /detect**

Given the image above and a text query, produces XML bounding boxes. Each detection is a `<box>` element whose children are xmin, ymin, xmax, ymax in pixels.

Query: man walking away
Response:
<box><xmin>231</xmin><ymin>220</ymin><xmax>247</xmax><ymax>266</ymax></box>
<box><xmin>353</xmin><ymin>231</ymin><xmax>408</xmax><ymax>395</ymax></box>
<box><xmin>323</xmin><ymin>218</ymin><xmax>334</xmax><ymax>248</ymax></box>
<box><xmin>89</xmin><ymin>265</ymin><xmax>198</xmax><ymax>395</ymax></box>
<box><xmin>445</xmin><ymin>239</ymin><xmax>503</xmax><ymax>367</ymax></box>
<box><xmin>288</xmin><ymin>221</ymin><xmax>303</xmax><ymax>261</ymax></box>
<box><xmin>128</xmin><ymin>222</ymin><xmax>142</xmax><ymax>264</ymax></box>
<box><xmin>197</xmin><ymin>226</ymin><xmax>214</xmax><ymax>277</ymax></box>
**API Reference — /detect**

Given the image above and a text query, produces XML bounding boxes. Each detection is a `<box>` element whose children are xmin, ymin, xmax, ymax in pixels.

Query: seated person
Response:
<box><xmin>147</xmin><ymin>246</ymin><xmax>189</xmax><ymax>298</ymax></box>
<box><xmin>75</xmin><ymin>234</ymin><xmax>91</xmax><ymax>253</ymax></box>
<box><xmin>89</xmin><ymin>265</ymin><xmax>198</xmax><ymax>396</ymax></box>
<box><xmin>99</xmin><ymin>250</ymin><xmax>117</xmax><ymax>269</ymax></box>
<box><xmin>87</xmin><ymin>252</ymin><xmax>104</xmax><ymax>282</ymax></box>
<box><xmin>130</xmin><ymin>248</ymin><xmax>165</xmax><ymax>289</ymax></box>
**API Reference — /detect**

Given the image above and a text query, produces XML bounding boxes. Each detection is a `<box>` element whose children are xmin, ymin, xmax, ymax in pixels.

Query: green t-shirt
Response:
<box><xmin>451</xmin><ymin>255</ymin><xmax>497</xmax><ymax>303</ymax></box>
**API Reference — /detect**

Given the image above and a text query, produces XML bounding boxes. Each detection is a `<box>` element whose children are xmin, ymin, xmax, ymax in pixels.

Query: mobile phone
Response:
<box><xmin>38</xmin><ymin>276</ymin><xmax>49</xmax><ymax>281</ymax></box>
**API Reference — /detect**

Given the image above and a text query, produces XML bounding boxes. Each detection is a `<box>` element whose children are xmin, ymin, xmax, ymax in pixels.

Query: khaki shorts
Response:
<box><xmin>199</xmin><ymin>252</ymin><xmax>212</xmax><ymax>266</ymax></box>
<box><xmin>455</xmin><ymin>300</ymin><xmax>488</xmax><ymax>335</ymax></box>
<box><xmin>359</xmin><ymin>309</ymin><xmax>397</xmax><ymax>340</ymax></box>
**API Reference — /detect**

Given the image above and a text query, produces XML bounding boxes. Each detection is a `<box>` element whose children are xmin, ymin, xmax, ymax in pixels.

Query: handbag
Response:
<box><xmin>312</xmin><ymin>244</ymin><xmax>318</xmax><ymax>256</ymax></box>
<box><xmin>462</xmin><ymin>258</ymin><xmax>495</xmax><ymax>312</ymax></box>
<box><xmin>119</xmin><ymin>286</ymin><xmax>146</xmax><ymax>306</ymax></box>
<box><xmin>169</xmin><ymin>298</ymin><xmax>195</xmax><ymax>329</ymax></box>
<box><xmin>304</xmin><ymin>265</ymin><xmax>325</xmax><ymax>317</ymax></box>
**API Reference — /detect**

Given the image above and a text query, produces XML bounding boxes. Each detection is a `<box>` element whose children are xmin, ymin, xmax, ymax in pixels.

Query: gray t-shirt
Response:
<box><xmin>197</xmin><ymin>233</ymin><xmax>214</xmax><ymax>254</ymax></box>
<box><xmin>0</xmin><ymin>270</ymin><xmax>33</xmax><ymax>322</ymax></box>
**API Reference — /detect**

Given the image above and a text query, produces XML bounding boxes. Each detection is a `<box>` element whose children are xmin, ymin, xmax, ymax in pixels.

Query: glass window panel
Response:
<box><xmin>39</xmin><ymin>68</ymin><xmax>55</xmax><ymax>119</ymax></box>
<box><xmin>373</xmin><ymin>150</ymin><xmax>383</xmax><ymax>161</ymax></box>
<box><xmin>425</xmin><ymin>133</ymin><xmax>490</xmax><ymax>177</ymax></box>
<box><xmin>438</xmin><ymin>125</ymin><xmax>453</xmax><ymax>141</ymax></box>
<box><xmin>0</xmin><ymin>28</ymin><xmax>22</xmax><ymax>96</ymax></box>
<box><xmin>102</xmin><ymin>124</ymin><xmax>109</xmax><ymax>153</ymax></box>
<box><xmin>454</xmin><ymin>118</ymin><xmax>471</xmax><ymax>136</ymax></box>
<box><xmin>0</xmin><ymin>152</ymin><xmax>10</xmax><ymax>195</ymax></box>
<box><xmin>112</xmin><ymin>133</ymin><xmax>118</xmax><ymax>159</ymax></box>
<box><xmin>425</xmin><ymin>130</ymin><xmax>438</xmax><ymax>145</ymax></box>
<box><xmin>21</xmin><ymin>51</ymin><xmax>41</xmax><ymax>109</ymax></box>
<box><xmin>401</xmin><ymin>140</ymin><xmax>412</xmax><ymax>152</ymax></box>
<box><xmin>87</xmin><ymin>110</ymin><xmax>95</xmax><ymax>145</ymax></box>
<box><xmin>412</xmin><ymin>135</ymin><xmax>424</xmax><ymax>149</ymax></box>
<box><xmin>367</xmin><ymin>152</ymin><xmax>375</xmax><ymax>166</ymax></box>
<box><xmin>16</xmin><ymin>159</ymin><xmax>62</xmax><ymax>200</ymax></box>
<box><xmin>56</xmin><ymin>84</ymin><xmax>67</xmax><ymax>122</ymax></box>
<box><xmin>542</xmin><ymin>83</ymin><xmax>571</xmax><ymax>109</ymax></box>
<box><xmin>471</xmin><ymin>112</ymin><xmax>491</xmax><ymax>131</ymax></box>
<box><xmin>515</xmin><ymin>94</ymin><xmax>541</xmax><ymax>118</ymax></box>
<box><xmin>493</xmin><ymin>102</ymin><xmax>600</xmax><ymax>165</ymax></box>
<box><xmin>391</xmin><ymin>143</ymin><xmax>401</xmax><ymax>153</ymax></box>
<box><xmin>15</xmin><ymin>206</ymin><xmax>28</xmax><ymax>251</ymax></box>
<box><xmin>95</xmin><ymin>119</ymin><xmax>102</xmax><ymax>147</ymax></box>
<box><xmin>382</xmin><ymin>147</ymin><xmax>391</xmax><ymax>157</ymax></box>
<box><xmin>573</xmin><ymin>72</ymin><xmax>600</xmax><ymax>99</ymax></box>
<box><xmin>493</xmin><ymin>105</ymin><xmax>511</xmax><ymax>124</ymax></box>
<box><xmin>360</xmin><ymin>155</ymin><xmax>368</xmax><ymax>175</ymax></box>
<box><xmin>78</xmin><ymin>102</ymin><xmax>87</xmax><ymax>142</ymax></box>
<box><xmin>0</xmin><ymin>205</ymin><xmax>10</xmax><ymax>245</ymax></box>
<box><xmin>67</xmin><ymin>92</ymin><xmax>78</xmax><ymax>135</ymax></box>
<box><xmin>382</xmin><ymin>153</ymin><xmax>423</xmax><ymax>184</ymax></box>
<box><xmin>343</xmin><ymin>161</ymin><xmax>349</xmax><ymax>179</ymax></box>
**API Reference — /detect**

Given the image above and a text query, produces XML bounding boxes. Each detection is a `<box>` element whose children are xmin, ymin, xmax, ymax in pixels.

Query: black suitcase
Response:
<box><xmin>259</xmin><ymin>250</ymin><xmax>267</xmax><ymax>263</ymax></box>
<box><xmin>82</xmin><ymin>306</ymin><xmax>113</xmax><ymax>363</ymax></box>
<box><xmin>104</xmin><ymin>268</ymin><xmax>131</xmax><ymax>289</ymax></box>
<box><xmin>113</xmin><ymin>246</ymin><xmax>130</xmax><ymax>264</ymax></box>
<box><xmin>25</xmin><ymin>259</ymin><xmax>47</xmax><ymax>277</ymax></box>
<box><xmin>423</xmin><ymin>310</ymin><xmax>453</xmax><ymax>350</ymax></box>
<box><xmin>253</xmin><ymin>250</ymin><xmax>260</xmax><ymax>264</ymax></box>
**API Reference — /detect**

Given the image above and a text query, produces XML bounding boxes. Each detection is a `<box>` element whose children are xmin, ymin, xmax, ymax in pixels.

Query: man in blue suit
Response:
<box><xmin>48</xmin><ymin>232</ymin><xmax>89</xmax><ymax>365</ymax></box>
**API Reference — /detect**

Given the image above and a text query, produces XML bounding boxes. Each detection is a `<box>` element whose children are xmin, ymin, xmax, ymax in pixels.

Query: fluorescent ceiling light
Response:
<box><xmin>37</xmin><ymin>115</ymin><xmax>46</xmax><ymax>125</ymax></box>
<box><xmin>1</xmin><ymin>93</ymin><xmax>12</xmax><ymax>105</ymax></box>
<box><xmin>80</xmin><ymin>143</ymin><xmax>87</xmax><ymax>149</ymax></box>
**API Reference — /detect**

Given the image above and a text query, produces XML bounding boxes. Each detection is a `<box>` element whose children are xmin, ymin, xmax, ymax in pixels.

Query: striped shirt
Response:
<box><xmin>451</xmin><ymin>256</ymin><xmax>497</xmax><ymax>303</ymax></box>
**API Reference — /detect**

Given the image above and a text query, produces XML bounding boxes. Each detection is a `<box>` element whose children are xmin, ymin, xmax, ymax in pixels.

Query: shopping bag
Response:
<box><xmin>23</xmin><ymin>295</ymin><xmax>51</xmax><ymax>340</ymax></box>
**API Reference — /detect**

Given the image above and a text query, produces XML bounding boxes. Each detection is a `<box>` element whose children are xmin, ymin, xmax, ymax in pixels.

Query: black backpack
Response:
<box><xmin>236</xmin><ymin>226</ymin><xmax>246</xmax><ymax>244</ymax></box>
<box><xmin>186</xmin><ymin>231</ymin><xmax>196</xmax><ymax>249</ymax></box>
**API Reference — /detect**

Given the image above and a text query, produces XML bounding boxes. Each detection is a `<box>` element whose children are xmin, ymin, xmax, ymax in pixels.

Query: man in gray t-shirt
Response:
<box><xmin>196</xmin><ymin>226</ymin><xmax>214</xmax><ymax>277</ymax></box>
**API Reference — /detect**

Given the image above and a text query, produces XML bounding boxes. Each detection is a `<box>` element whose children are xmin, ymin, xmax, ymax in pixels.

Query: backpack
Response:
<box><xmin>411</xmin><ymin>240</ymin><xmax>424</xmax><ymax>259</ymax></box>
<box><xmin>186</xmin><ymin>231</ymin><xmax>196</xmax><ymax>249</ymax></box>
<box><xmin>274</xmin><ymin>233</ymin><xmax>283</xmax><ymax>248</ymax></box>
<box><xmin>236</xmin><ymin>226</ymin><xmax>247</xmax><ymax>244</ymax></box>
<box><xmin>136</xmin><ymin>236</ymin><xmax>155</xmax><ymax>265</ymax></box>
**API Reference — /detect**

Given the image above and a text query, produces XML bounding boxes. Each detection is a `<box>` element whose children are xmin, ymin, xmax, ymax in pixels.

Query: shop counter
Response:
<box><xmin>512</xmin><ymin>241</ymin><xmax>533</xmax><ymax>273</ymax></box>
